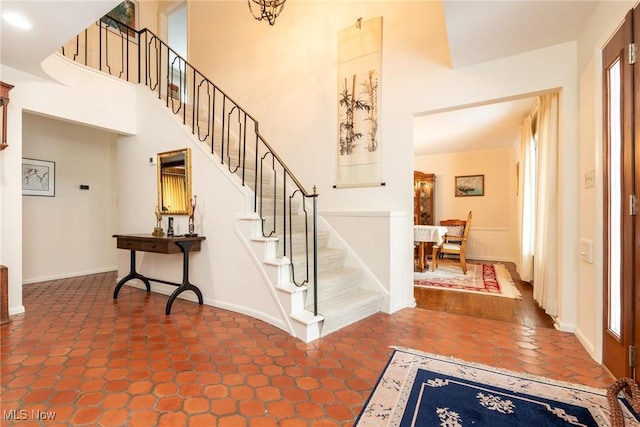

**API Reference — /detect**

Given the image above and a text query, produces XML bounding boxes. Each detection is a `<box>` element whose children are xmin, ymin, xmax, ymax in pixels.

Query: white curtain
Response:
<box><xmin>519</xmin><ymin>114</ymin><xmax>535</xmax><ymax>282</ymax></box>
<box><xmin>532</xmin><ymin>93</ymin><xmax>560</xmax><ymax>316</ymax></box>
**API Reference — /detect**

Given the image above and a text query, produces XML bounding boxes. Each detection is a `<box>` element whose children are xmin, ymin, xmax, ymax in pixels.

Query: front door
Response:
<box><xmin>602</xmin><ymin>7</ymin><xmax>638</xmax><ymax>379</ymax></box>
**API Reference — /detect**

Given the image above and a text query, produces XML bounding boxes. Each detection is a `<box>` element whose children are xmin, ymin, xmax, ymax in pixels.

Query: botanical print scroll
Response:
<box><xmin>336</xmin><ymin>17</ymin><xmax>382</xmax><ymax>188</ymax></box>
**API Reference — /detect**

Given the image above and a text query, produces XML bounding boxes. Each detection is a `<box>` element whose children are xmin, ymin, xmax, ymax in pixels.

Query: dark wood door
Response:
<box><xmin>602</xmin><ymin>8</ymin><xmax>637</xmax><ymax>379</ymax></box>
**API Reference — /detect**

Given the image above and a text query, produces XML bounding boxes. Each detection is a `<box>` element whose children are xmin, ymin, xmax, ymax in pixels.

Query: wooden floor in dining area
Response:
<box><xmin>414</xmin><ymin>260</ymin><xmax>556</xmax><ymax>329</ymax></box>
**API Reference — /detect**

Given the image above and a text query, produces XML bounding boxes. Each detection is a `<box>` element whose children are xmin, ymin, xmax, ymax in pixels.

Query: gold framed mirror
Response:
<box><xmin>157</xmin><ymin>148</ymin><xmax>192</xmax><ymax>215</ymax></box>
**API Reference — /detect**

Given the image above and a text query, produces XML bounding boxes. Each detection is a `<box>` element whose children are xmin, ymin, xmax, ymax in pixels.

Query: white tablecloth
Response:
<box><xmin>414</xmin><ymin>225</ymin><xmax>448</xmax><ymax>245</ymax></box>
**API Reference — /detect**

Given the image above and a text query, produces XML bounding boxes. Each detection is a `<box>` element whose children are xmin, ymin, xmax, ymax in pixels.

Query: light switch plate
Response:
<box><xmin>579</xmin><ymin>239</ymin><xmax>593</xmax><ymax>263</ymax></box>
<box><xmin>584</xmin><ymin>169</ymin><xmax>595</xmax><ymax>188</ymax></box>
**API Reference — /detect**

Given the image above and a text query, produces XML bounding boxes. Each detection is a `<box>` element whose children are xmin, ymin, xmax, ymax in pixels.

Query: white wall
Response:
<box><xmin>574</xmin><ymin>0</ymin><xmax>635</xmax><ymax>361</ymax></box>
<box><xmin>186</xmin><ymin>1</ymin><xmax>582</xmax><ymax>337</ymax></box>
<box><xmin>115</xmin><ymin>85</ymin><xmax>294</xmax><ymax>333</ymax></box>
<box><xmin>0</xmin><ymin>56</ymin><xmax>137</xmax><ymax>315</ymax></box>
<box><xmin>22</xmin><ymin>113</ymin><xmax>118</xmax><ymax>283</ymax></box>
<box><xmin>321</xmin><ymin>211</ymin><xmax>410</xmax><ymax>312</ymax></box>
<box><xmin>414</xmin><ymin>147</ymin><xmax>517</xmax><ymax>263</ymax></box>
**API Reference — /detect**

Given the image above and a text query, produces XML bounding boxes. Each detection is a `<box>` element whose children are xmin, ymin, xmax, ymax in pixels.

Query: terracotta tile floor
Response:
<box><xmin>1</xmin><ymin>271</ymin><xmax>614</xmax><ymax>426</ymax></box>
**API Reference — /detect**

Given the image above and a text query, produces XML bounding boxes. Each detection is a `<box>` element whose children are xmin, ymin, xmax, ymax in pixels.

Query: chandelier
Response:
<box><xmin>247</xmin><ymin>0</ymin><xmax>287</xmax><ymax>26</ymax></box>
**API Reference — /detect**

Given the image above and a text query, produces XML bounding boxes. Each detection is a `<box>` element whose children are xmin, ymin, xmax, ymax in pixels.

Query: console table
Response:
<box><xmin>113</xmin><ymin>234</ymin><xmax>206</xmax><ymax>315</ymax></box>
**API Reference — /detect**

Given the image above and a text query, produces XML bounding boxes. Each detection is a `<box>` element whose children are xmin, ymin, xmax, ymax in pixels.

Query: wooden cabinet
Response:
<box><xmin>414</xmin><ymin>171</ymin><xmax>435</xmax><ymax>225</ymax></box>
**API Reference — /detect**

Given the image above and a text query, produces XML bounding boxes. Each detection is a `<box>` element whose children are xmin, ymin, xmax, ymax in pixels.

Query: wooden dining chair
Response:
<box><xmin>432</xmin><ymin>211</ymin><xmax>472</xmax><ymax>274</ymax></box>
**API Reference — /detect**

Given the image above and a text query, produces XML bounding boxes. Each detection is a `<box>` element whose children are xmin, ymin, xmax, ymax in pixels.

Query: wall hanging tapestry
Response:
<box><xmin>355</xmin><ymin>347</ymin><xmax>640</xmax><ymax>426</ymax></box>
<box><xmin>336</xmin><ymin>17</ymin><xmax>382</xmax><ymax>188</ymax></box>
<box><xmin>414</xmin><ymin>263</ymin><xmax>522</xmax><ymax>299</ymax></box>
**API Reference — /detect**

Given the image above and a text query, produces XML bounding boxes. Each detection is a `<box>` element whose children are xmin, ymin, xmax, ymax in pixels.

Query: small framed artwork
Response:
<box><xmin>455</xmin><ymin>174</ymin><xmax>484</xmax><ymax>197</ymax></box>
<box><xmin>102</xmin><ymin>0</ymin><xmax>138</xmax><ymax>36</ymax></box>
<box><xmin>22</xmin><ymin>158</ymin><xmax>55</xmax><ymax>197</ymax></box>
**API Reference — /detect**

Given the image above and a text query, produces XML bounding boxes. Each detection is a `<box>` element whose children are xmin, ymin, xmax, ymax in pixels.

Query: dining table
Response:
<box><xmin>414</xmin><ymin>225</ymin><xmax>448</xmax><ymax>271</ymax></box>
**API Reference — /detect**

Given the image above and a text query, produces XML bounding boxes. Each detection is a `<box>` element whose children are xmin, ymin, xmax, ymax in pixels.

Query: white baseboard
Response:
<box><xmin>22</xmin><ymin>267</ymin><xmax>117</xmax><ymax>285</ymax></box>
<box><xmin>9</xmin><ymin>305</ymin><xmax>25</xmax><ymax>316</ymax></box>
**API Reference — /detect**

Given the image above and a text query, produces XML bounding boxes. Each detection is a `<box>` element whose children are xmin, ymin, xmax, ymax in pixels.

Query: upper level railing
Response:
<box><xmin>61</xmin><ymin>18</ymin><xmax>320</xmax><ymax>315</ymax></box>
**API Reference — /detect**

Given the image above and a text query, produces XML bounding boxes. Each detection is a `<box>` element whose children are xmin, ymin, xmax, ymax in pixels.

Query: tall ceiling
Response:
<box><xmin>443</xmin><ymin>1</ymin><xmax>598</xmax><ymax>68</ymax></box>
<box><xmin>0</xmin><ymin>1</ymin><xmax>600</xmax><ymax>155</ymax></box>
<box><xmin>0</xmin><ymin>1</ymin><xmax>120</xmax><ymax>77</ymax></box>
<box><xmin>415</xmin><ymin>0</ymin><xmax>599</xmax><ymax>156</ymax></box>
<box><xmin>414</xmin><ymin>97</ymin><xmax>538</xmax><ymax>157</ymax></box>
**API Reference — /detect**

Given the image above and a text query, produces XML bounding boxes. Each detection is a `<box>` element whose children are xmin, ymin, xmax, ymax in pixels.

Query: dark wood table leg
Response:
<box><xmin>113</xmin><ymin>250</ymin><xmax>151</xmax><ymax>299</ymax></box>
<box><xmin>165</xmin><ymin>241</ymin><xmax>204</xmax><ymax>315</ymax></box>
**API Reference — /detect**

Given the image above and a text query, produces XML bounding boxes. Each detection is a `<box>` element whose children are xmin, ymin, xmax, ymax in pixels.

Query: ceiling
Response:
<box><xmin>414</xmin><ymin>96</ymin><xmax>538</xmax><ymax>156</ymax></box>
<box><xmin>0</xmin><ymin>1</ymin><xmax>599</xmax><ymax>155</ymax></box>
<box><xmin>415</xmin><ymin>0</ymin><xmax>598</xmax><ymax>156</ymax></box>
<box><xmin>443</xmin><ymin>1</ymin><xmax>598</xmax><ymax>69</ymax></box>
<box><xmin>0</xmin><ymin>1</ymin><xmax>120</xmax><ymax>77</ymax></box>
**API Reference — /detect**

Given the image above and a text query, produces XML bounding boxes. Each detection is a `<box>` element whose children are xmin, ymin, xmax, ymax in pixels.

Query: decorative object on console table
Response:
<box><xmin>1</xmin><ymin>81</ymin><xmax>14</xmax><ymax>151</ymax></box>
<box><xmin>152</xmin><ymin>205</ymin><xmax>164</xmax><ymax>237</ymax></box>
<box><xmin>186</xmin><ymin>195</ymin><xmax>197</xmax><ymax>237</ymax></box>
<box><xmin>167</xmin><ymin>217</ymin><xmax>174</xmax><ymax>237</ymax></box>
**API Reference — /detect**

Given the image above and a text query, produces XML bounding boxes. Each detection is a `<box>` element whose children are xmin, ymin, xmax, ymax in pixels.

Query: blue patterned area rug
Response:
<box><xmin>355</xmin><ymin>348</ymin><xmax>640</xmax><ymax>426</ymax></box>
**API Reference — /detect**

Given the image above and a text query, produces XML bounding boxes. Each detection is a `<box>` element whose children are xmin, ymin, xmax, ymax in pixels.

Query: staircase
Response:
<box><xmin>193</xmin><ymin>102</ymin><xmax>384</xmax><ymax>340</ymax></box>
<box><xmin>60</xmin><ymin>19</ymin><xmax>385</xmax><ymax>341</ymax></box>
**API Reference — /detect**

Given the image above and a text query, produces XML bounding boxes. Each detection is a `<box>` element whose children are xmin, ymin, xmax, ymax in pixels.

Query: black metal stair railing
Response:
<box><xmin>60</xmin><ymin>18</ymin><xmax>320</xmax><ymax>316</ymax></box>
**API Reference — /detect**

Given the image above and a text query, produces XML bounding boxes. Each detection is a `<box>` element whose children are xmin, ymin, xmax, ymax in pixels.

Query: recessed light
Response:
<box><xmin>2</xmin><ymin>12</ymin><xmax>32</xmax><ymax>30</ymax></box>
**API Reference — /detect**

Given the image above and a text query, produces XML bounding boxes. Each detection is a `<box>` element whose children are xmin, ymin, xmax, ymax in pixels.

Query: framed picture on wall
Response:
<box><xmin>22</xmin><ymin>158</ymin><xmax>55</xmax><ymax>197</ymax></box>
<box><xmin>455</xmin><ymin>174</ymin><xmax>484</xmax><ymax>197</ymax></box>
<box><xmin>101</xmin><ymin>0</ymin><xmax>138</xmax><ymax>35</ymax></box>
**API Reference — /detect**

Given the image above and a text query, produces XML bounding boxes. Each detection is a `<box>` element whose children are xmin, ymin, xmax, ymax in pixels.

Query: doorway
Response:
<box><xmin>412</xmin><ymin>95</ymin><xmax>554</xmax><ymax>328</ymax></box>
<box><xmin>167</xmin><ymin>2</ymin><xmax>187</xmax><ymax>59</ymax></box>
<box><xmin>160</xmin><ymin>2</ymin><xmax>188</xmax><ymax>101</ymax></box>
<box><xmin>602</xmin><ymin>5</ymin><xmax>639</xmax><ymax>380</ymax></box>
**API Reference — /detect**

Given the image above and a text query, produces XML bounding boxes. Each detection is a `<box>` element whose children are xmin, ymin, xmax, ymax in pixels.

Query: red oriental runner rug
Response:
<box><xmin>413</xmin><ymin>263</ymin><xmax>521</xmax><ymax>299</ymax></box>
